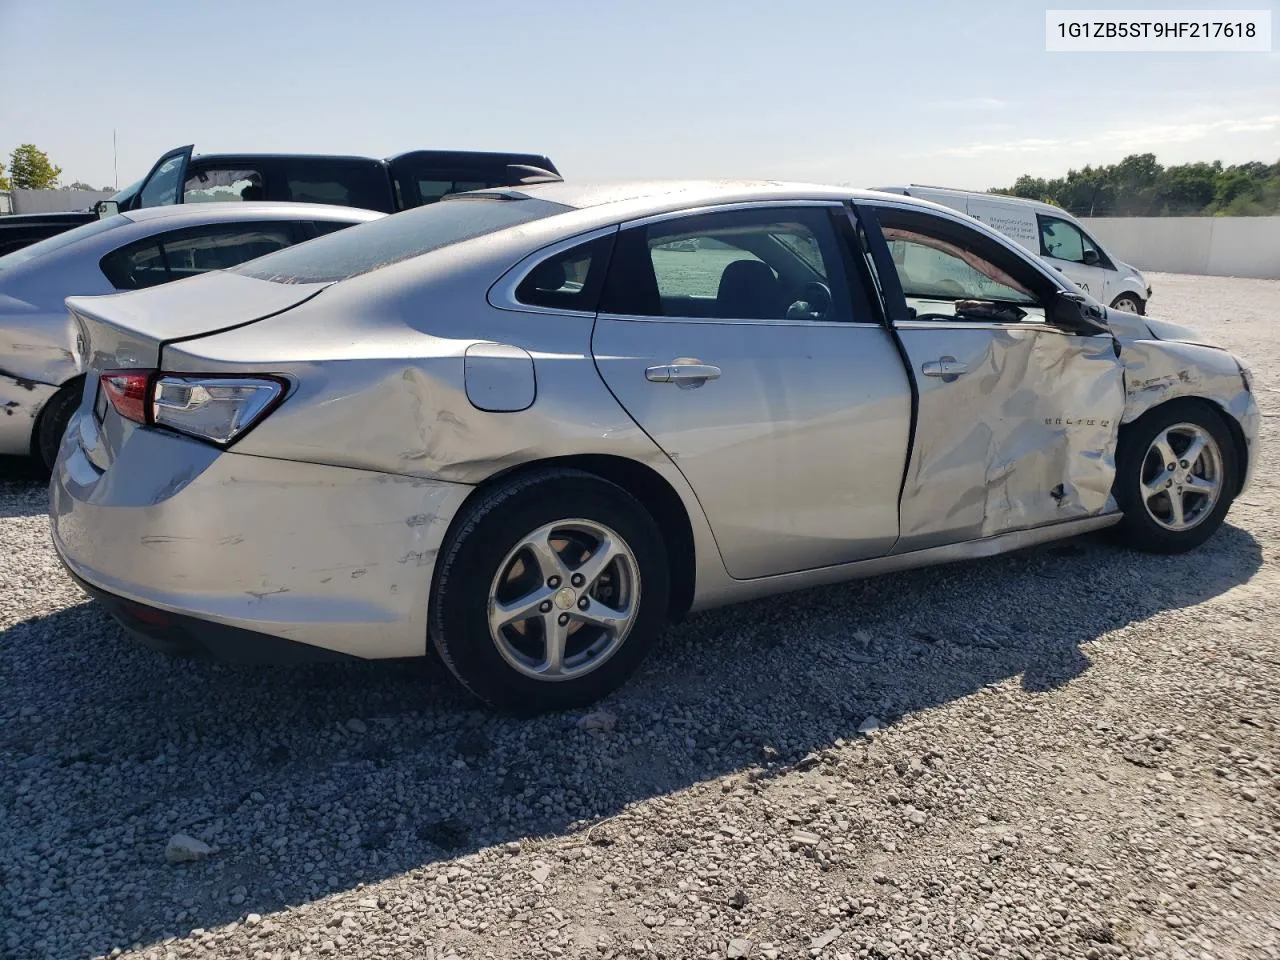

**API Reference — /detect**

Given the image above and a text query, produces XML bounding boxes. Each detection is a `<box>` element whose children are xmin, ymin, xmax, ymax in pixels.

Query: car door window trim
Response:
<box><xmin>603</xmin><ymin>202</ymin><xmax>872</xmax><ymax>325</ymax></box>
<box><xmin>488</xmin><ymin>225</ymin><xmax>621</xmax><ymax>317</ymax></box>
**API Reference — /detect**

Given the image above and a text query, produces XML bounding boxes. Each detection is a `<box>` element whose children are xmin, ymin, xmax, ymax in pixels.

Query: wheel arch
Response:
<box><xmin>29</xmin><ymin>373</ymin><xmax>86</xmax><ymax>460</ymax></box>
<box><xmin>444</xmin><ymin>454</ymin><xmax>697</xmax><ymax>622</ymax></box>
<box><xmin>1117</xmin><ymin>395</ymin><xmax>1248</xmax><ymax>497</ymax></box>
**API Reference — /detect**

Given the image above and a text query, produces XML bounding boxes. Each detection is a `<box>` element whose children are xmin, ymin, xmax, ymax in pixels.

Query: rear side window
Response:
<box><xmin>101</xmin><ymin>222</ymin><xmax>297</xmax><ymax>290</ymax></box>
<box><xmin>514</xmin><ymin>235</ymin><xmax>614</xmax><ymax>312</ymax></box>
<box><xmin>599</xmin><ymin>206</ymin><xmax>859</xmax><ymax>322</ymax></box>
<box><xmin>233</xmin><ymin>196</ymin><xmax>571</xmax><ymax>284</ymax></box>
<box><xmin>282</xmin><ymin>160</ymin><xmax>389</xmax><ymax>211</ymax></box>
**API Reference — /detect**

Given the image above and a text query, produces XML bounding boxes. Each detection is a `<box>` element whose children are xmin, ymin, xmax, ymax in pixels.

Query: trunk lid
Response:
<box><xmin>68</xmin><ymin>270</ymin><xmax>327</xmax><ymax>372</ymax></box>
<box><xmin>67</xmin><ymin>271</ymin><xmax>326</xmax><ymax>472</ymax></box>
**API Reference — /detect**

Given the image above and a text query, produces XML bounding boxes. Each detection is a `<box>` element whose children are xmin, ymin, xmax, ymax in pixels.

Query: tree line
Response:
<box><xmin>0</xmin><ymin>143</ymin><xmax>112</xmax><ymax>193</ymax></box>
<box><xmin>992</xmin><ymin>153</ymin><xmax>1280</xmax><ymax>217</ymax></box>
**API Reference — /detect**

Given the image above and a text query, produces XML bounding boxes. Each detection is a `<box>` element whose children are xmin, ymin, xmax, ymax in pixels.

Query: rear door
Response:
<box><xmin>858</xmin><ymin>201</ymin><xmax>1126</xmax><ymax>552</ymax></box>
<box><xmin>591</xmin><ymin>202</ymin><xmax>913</xmax><ymax>580</ymax></box>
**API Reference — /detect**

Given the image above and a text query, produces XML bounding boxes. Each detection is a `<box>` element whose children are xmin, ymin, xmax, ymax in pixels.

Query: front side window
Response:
<box><xmin>874</xmin><ymin>207</ymin><xmax>1052</xmax><ymax>322</ymax></box>
<box><xmin>183</xmin><ymin>168</ymin><xmax>264</xmax><ymax>203</ymax></box>
<box><xmin>101</xmin><ymin>222</ymin><xmax>296</xmax><ymax>289</ymax></box>
<box><xmin>1038</xmin><ymin>215</ymin><xmax>1101</xmax><ymax>265</ymax></box>
<box><xmin>139</xmin><ymin>156</ymin><xmax>187</xmax><ymax>208</ymax></box>
<box><xmin>600</xmin><ymin>206</ymin><xmax>858</xmax><ymax>322</ymax></box>
<box><xmin>885</xmin><ymin>227</ymin><xmax>1037</xmax><ymax>304</ymax></box>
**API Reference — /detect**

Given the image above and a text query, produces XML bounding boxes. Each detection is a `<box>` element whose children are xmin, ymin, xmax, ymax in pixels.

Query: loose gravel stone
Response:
<box><xmin>1</xmin><ymin>273</ymin><xmax>1278</xmax><ymax>960</ymax></box>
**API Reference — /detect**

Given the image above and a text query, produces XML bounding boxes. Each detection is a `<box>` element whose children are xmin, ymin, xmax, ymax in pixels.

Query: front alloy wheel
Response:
<box><xmin>1113</xmin><ymin>400</ymin><xmax>1238</xmax><ymax>554</ymax></box>
<box><xmin>1138</xmin><ymin>423</ymin><xmax>1224</xmax><ymax>533</ymax></box>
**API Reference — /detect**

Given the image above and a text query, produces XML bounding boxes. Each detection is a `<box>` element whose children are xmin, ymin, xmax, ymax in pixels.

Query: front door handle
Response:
<box><xmin>921</xmin><ymin>357</ymin><xmax>968</xmax><ymax>380</ymax></box>
<box><xmin>646</xmin><ymin>360</ymin><xmax>721</xmax><ymax>388</ymax></box>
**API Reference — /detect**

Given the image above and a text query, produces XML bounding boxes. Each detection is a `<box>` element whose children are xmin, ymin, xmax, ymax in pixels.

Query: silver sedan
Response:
<box><xmin>50</xmin><ymin>181</ymin><xmax>1260</xmax><ymax>712</ymax></box>
<box><xmin>0</xmin><ymin>202</ymin><xmax>383</xmax><ymax>469</ymax></box>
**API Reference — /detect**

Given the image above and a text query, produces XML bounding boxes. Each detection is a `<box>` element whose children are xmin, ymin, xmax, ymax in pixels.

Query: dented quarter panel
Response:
<box><xmin>0</xmin><ymin>372</ymin><xmax>57</xmax><ymax>454</ymax></box>
<box><xmin>50</xmin><ymin>423</ymin><xmax>471</xmax><ymax>658</ymax></box>
<box><xmin>894</xmin><ymin>323</ymin><xmax>1125</xmax><ymax>552</ymax></box>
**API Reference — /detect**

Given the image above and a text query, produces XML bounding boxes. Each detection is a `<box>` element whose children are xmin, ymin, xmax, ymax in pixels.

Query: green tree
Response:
<box><xmin>0</xmin><ymin>159</ymin><xmax>9</xmax><ymax>192</ymax></box>
<box><xmin>994</xmin><ymin>154</ymin><xmax>1280</xmax><ymax>217</ymax></box>
<box><xmin>69</xmin><ymin>180</ymin><xmax>95</xmax><ymax>191</ymax></box>
<box><xmin>8</xmin><ymin>144</ymin><xmax>62</xmax><ymax>189</ymax></box>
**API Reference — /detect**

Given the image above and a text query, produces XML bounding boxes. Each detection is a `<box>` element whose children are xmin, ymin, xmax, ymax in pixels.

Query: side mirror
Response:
<box><xmin>1053</xmin><ymin>290</ymin><xmax>1109</xmax><ymax>335</ymax></box>
<box><xmin>1082</xmin><ymin>248</ymin><xmax>1100</xmax><ymax>266</ymax></box>
<box><xmin>94</xmin><ymin>199</ymin><xmax>119</xmax><ymax>219</ymax></box>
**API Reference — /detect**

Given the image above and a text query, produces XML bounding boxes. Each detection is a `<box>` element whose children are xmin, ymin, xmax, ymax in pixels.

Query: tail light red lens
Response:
<box><xmin>99</xmin><ymin>370</ymin><xmax>154</xmax><ymax>424</ymax></box>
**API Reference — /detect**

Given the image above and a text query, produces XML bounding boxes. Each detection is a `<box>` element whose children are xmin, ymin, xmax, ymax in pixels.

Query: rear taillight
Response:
<box><xmin>98</xmin><ymin>370</ymin><xmax>287</xmax><ymax>446</ymax></box>
<box><xmin>99</xmin><ymin>371</ymin><xmax>152</xmax><ymax>424</ymax></box>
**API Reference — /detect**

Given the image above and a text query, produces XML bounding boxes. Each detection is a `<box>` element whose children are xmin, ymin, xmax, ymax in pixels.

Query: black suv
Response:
<box><xmin>0</xmin><ymin>144</ymin><xmax>560</xmax><ymax>255</ymax></box>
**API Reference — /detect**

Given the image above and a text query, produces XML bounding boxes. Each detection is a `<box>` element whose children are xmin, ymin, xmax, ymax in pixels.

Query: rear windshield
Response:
<box><xmin>0</xmin><ymin>215</ymin><xmax>130</xmax><ymax>270</ymax></box>
<box><xmin>232</xmin><ymin>195</ymin><xmax>570</xmax><ymax>284</ymax></box>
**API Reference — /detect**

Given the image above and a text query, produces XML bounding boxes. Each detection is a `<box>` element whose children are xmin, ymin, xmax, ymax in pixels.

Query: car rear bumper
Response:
<box><xmin>50</xmin><ymin>413</ymin><xmax>473</xmax><ymax>660</ymax></box>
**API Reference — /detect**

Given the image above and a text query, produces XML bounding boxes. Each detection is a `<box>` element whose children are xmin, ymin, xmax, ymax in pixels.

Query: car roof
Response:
<box><xmin>120</xmin><ymin>203</ymin><xmax>386</xmax><ymax>226</ymax></box>
<box><xmin>458</xmin><ymin>180</ymin><xmax>962</xmax><ymax>226</ymax></box>
<box><xmin>880</xmin><ymin>184</ymin><xmax>1073</xmax><ymax>218</ymax></box>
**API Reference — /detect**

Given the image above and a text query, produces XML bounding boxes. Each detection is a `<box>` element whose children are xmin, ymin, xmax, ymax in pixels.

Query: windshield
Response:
<box><xmin>233</xmin><ymin>195</ymin><xmax>571</xmax><ymax>284</ymax></box>
<box><xmin>0</xmin><ymin>215</ymin><xmax>131</xmax><ymax>270</ymax></box>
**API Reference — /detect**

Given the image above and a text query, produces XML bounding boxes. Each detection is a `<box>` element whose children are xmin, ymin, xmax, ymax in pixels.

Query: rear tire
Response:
<box><xmin>1112</xmin><ymin>400</ymin><xmax>1237</xmax><ymax>554</ymax></box>
<box><xmin>33</xmin><ymin>379</ymin><xmax>83</xmax><ymax>474</ymax></box>
<box><xmin>430</xmin><ymin>468</ymin><xmax>670</xmax><ymax>714</ymax></box>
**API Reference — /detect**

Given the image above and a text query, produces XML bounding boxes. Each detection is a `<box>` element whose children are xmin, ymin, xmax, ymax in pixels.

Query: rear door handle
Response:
<box><xmin>921</xmin><ymin>357</ymin><xmax>968</xmax><ymax>380</ymax></box>
<box><xmin>646</xmin><ymin>360</ymin><xmax>721</xmax><ymax>387</ymax></box>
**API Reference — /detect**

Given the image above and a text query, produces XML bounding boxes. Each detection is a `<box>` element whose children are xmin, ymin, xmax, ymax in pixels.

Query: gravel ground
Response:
<box><xmin>1</xmin><ymin>271</ymin><xmax>1277</xmax><ymax>960</ymax></box>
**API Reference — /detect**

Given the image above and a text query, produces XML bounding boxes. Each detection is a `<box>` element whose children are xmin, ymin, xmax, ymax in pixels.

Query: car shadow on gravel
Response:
<box><xmin>0</xmin><ymin>455</ymin><xmax>49</xmax><ymax>519</ymax></box>
<box><xmin>0</xmin><ymin>522</ymin><xmax>1262</xmax><ymax>957</ymax></box>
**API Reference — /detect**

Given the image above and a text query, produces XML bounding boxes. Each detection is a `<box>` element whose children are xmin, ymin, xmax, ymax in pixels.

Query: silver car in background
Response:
<box><xmin>49</xmin><ymin>181</ymin><xmax>1259</xmax><ymax>713</ymax></box>
<box><xmin>0</xmin><ymin>203</ymin><xmax>384</xmax><ymax>469</ymax></box>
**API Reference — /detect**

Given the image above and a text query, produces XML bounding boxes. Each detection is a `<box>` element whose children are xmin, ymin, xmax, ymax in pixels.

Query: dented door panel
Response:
<box><xmin>893</xmin><ymin>322</ymin><xmax>1125</xmax><ymax>552</ymax></box>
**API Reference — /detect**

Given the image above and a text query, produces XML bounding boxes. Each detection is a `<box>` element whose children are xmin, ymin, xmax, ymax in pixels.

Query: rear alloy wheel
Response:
<box><xmin>1113</xmin><ymin>401</ymin><xmax>1237</xmax><ymax>553</ymax></box>
<box><xmin>431</xmin><ymin>469</ymin><xmax>669</xmax><ymax>713</ymax></box>
<box><xmin>1110</xmin><ymin>294</ymin><xmax>1144</xmax><ymax>315</ymax></box>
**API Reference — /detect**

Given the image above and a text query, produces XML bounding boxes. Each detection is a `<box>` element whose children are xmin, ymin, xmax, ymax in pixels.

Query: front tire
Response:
<box><xmin>1112</xmin><ymin>400</ymin><xmax>1238</xmax><ymax>554</ymax></box>
<box><xmin>430</xmin><ymin>468</ymin><xmax>670</xmax><ymax>714</ymax></box>
<box><xmin>1110</xmin><ymin>293</ymin><xmax>1145</xmax><ymax>315</ymax></box>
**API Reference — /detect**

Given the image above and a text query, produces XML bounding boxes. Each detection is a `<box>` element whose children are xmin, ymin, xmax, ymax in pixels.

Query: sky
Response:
<box><xmin>1</xmin><ymin>0</ymin><xmax>1277</xmax><ymax>192</ymax></box>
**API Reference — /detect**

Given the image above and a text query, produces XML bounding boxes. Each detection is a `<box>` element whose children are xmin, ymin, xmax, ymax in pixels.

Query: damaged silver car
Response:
<box><xmin>49</xmin><ymin>182</ymin><xmax>1259</xmax><ymax>712</ymax></box>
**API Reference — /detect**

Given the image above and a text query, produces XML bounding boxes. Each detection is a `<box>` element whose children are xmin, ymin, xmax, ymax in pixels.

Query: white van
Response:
<box><xmin>876</xmin><ymin>185</ymin><xmax>1151</xmax><ymax>314</ymax></box>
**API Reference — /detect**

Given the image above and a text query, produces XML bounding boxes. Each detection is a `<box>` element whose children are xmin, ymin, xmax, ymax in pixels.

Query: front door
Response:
<box><xmin>134</xmin><ymin>145</ymin><xmax>193</xmax><ymax>210</ymax></box>
<box><xmin>591</xmin><ymin>203</ymin><xmax>914</xmax><ymax>580</ymax></box>
<box><xmin>861</xmin><ymin>202</ymin><xmax>1126</xmax><ymax>552</ymax></box>
<box><xmin>1037</xmin><ymin>213</ymin><xmax>1111</xmax><ymax>300</ymax></box>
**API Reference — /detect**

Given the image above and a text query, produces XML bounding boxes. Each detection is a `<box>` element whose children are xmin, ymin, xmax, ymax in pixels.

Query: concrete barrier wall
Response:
<box><xmin>1081</xmin><ymin>216</ymin><xmax>1280</xmax><ymax>279</ymax></box>
<box><xmin>10</xmin><ymin>187</ymin><xmax>114</xmax><ymax>215</ymax></box>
